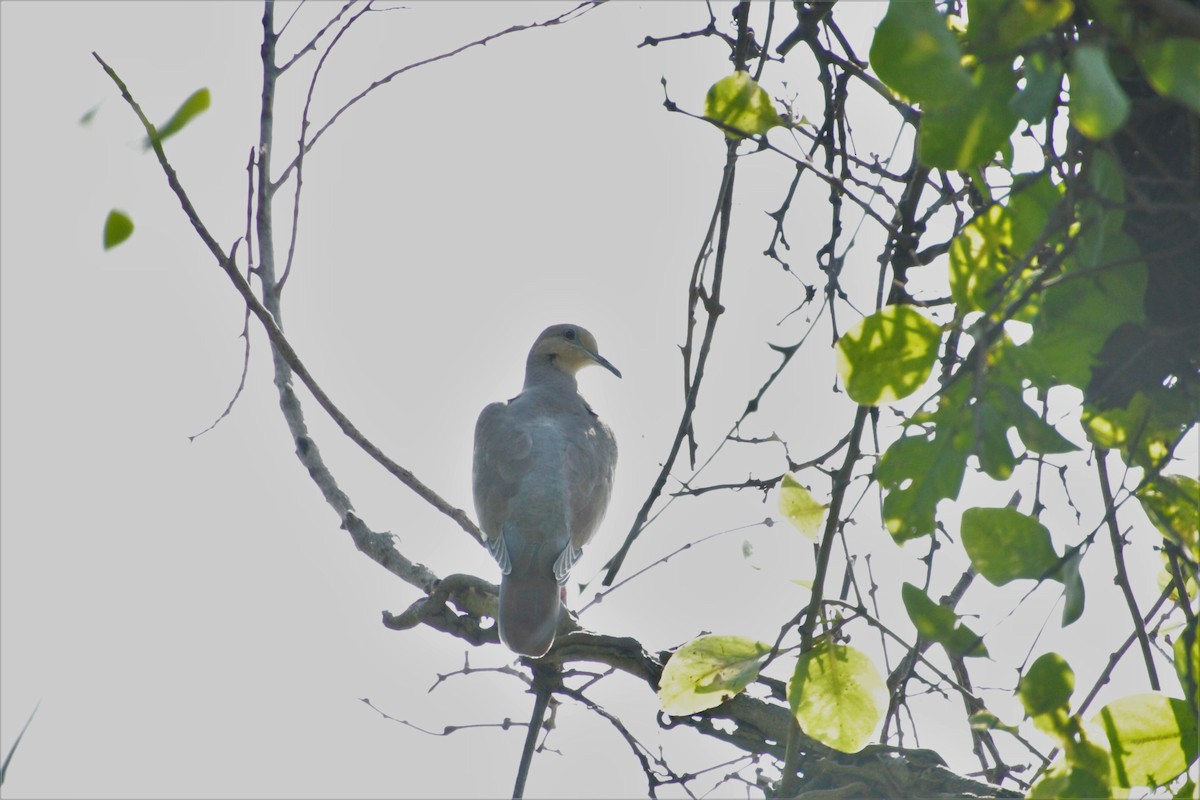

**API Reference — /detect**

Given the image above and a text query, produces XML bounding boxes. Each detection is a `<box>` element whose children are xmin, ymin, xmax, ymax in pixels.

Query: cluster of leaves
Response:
<box><xmin>666</xmin><ymin>0</ymin><xmax>1197</xmax><ymax>795</ymax></box>
<box><xmin>1003</xmin><ymin>653</ymin><xmax>1198</xmax><ymax>797</ymax></box>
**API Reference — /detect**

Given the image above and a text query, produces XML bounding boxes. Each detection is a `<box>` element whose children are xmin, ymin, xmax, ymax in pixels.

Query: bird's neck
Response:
<box><xmin>524</xmin><ymin>355</ymin><xmax>579</xmax><ymax>393</ymax></box>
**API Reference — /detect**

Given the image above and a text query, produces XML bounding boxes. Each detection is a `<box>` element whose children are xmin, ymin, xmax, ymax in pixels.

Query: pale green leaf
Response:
<box><xmin>704</xmin><ymin>72</ymin><xmax>782</xmax><ymax>139</ymax></box>
<box><xmin>789</xmin><ymin>642</ymin><xmax>886</xmax><ymax>753</ymax></box>
<box><xmin>1082</xmin><ymin>385</ymin><xmax>1189</xmax><ymax>470</ymax></box>
<box><xmin>1019</xmin><ymin>652</ymin><xmax>1075</xmax><ymax>717</ymax></box>
<box><xmin>835</xmin><ymin>305</ymin><xmax>942</xmax><ymax>405</ymax></box>
<box><xmin>778</xmin><ymin>474</ymin><xmax>826</xmax><ymax>541</ymax></box>
<box><xmin>970</xmin><ymin>709</ymin><xmax>1019</xmax><ymax>734</ymax></box>
<box><xmin>949</xmin><ymin>204</ymin><xmax>1011</xmax><ymax>314</ymax></box>
<box><xmin>948</xmin><ymin>170</ymin><xmax>1065</xmax><ymax>322</ymax></box>
<box><xmin>1136</xmin><ymin>474</ymin><xmax>1199</xmax><ymax>557</ymax></box>
<box><xmin>1089</xmin><ymin>694</ymin><xmax>1198</xmax><ymax>788</ymax></box>
<box><xmin>659</xmin><ymin>635</ymin><xmax>770</xmax><ymax>716</ymax></box>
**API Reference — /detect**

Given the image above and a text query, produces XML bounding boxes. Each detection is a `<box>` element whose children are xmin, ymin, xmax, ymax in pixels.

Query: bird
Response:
<box><xmin>473</xmin><ymin>324</ymin><xmax>620</xmax><ymax>657</ymax></box>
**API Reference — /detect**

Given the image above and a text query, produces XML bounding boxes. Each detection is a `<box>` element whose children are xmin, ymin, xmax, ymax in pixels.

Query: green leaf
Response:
<box><xmin>1011</xmin><ymin>51</ymin><xmax>1063</xmax><ymax>124</ymax></box>
<box><xmin>1090</xmin><ymin>694</ymin><xmax>1198</xmax><ymax>788</ymax></box>
<box><xmin>961</xmin><ymin>506</ymin><xmax>1060</xmax><ymax>585</ymax></box>
<box><xmin>1029</xmin><ymin>762</ymin><xmax>1113</xmax><ymax>799</ymax></box>
<box><xmin>879</xmin><ymin>431</ymin><xmax>969</xmax><ymax>542</ymax></box>
<box><xmin>1068</xmin><ymin>45</ymin><xmax>1130</xmax><ymax>139</ymax></box>
<box><xmin>659</xmin><ymin>635</ymin><xmax>770</xmax><ymax>716</ymax></box>
<box><xmin>1073</xmin><ymin>151</ymin><xmax>1130</xmax><ymax>269</ymax></box>
<box><xmin>778</xmin><ymin>474</ymin><xmax>826</xmax><ymax>541</ymax></box>
<box><xmin>949</xmin><ymin>174</ymin><xmax>1062</xmax><ymax>321</ymax></box>
<box><xmin>1137</xmin><ymin>38</ymin><xmax>1200</xmax><ymax>115</ymax></box>
<box><xmin>144</xmin><ymin>87</ymin><xmax>210</xmax><ymax>150</ymax></box>
<box><xmin>1007</xmin><ymin>396</ymin><xmax>1080</xmax><ymax>454</ymax></box>
<box><xmin>835</xmin><ymin>305</ymin><xmax>942</xmax><ymax>405</ymax></box>
<box><xmin>79</xmin><ymin>103</ymin><xmax>101</xmax><ymax>126</ymax></box>
<box><xmin>970</xmin><ymin>709</ymin><xmax>1019</xmax><ymax>734</ymax></box>
<box><xmin>870</xmin><ymin>0</ymin><xmax>972</xmax><ymax>109</ymax></box>
<box><xmin>1023</xmin><ymin>176</ymin><xmax>1146</xmax><ymax>390</ymax></box>
<box><xmin>1089</xmin><ymin>0</ymin><xmax>1135</xmax><ymax>34</ymax></box>
<box><xmin>103</xmin><ymin>210</ymin><xmax>134</xmax><ymax>250</ymax></box>
<box><xmin>976</xmin><ymin>403</ymin><xmax>1017</xmax><ymax>480</ymax></box>
<box><xmin>967</xmin><ymin>0</ymin><xmax>1073</xmax><ymax>54</ymax></box>
<box><xmin>1059</xmin><ymin>550</ymin><xmax>1086</xmax><ymax>626</ymax></box>
<box><xmin>1136</xmin><ymin>474</ymin><xmax>1199</xmax><ymax>557</ymax></box>
<box><xmin>1083</xmin><ymin>386</ymin><xmax>1191</xmax><ymax>470</ymax></box>
<box><xmin>949</xmin><ymin>204</ymin><xmax>1012</xmax><ymax>314</ymax></box>
<box><xmin>901</xmin><ymin>583</ymin><xmax>988</xmax><ymax>657</ymax></box>
<box><xmin>703</xmin><ymin>72</ymin><xmax>782</xmax><ymax>139</ymax></box>
<box><xmin>1008</xmin><ymin>173</ymin><xmax>1064</xmax><ymax>260</ymax></box>
<box><xmin>789</xmin><ymin>642</ymin><xmax>886</xmax><ymax>753</ymax></box>
<box><xmin>1019</xmin><ymin>652</ymin><xmax>1075</xmax><ymax>717</ymax></box>
<box><xmin>920</xmin><ymin>64</ymin><xmax>1020</xmax><ymax>170</ymax></box>
<box><xmin>1175</xmin><ymin>617</ymin><xmax>1198</xmax><ymax>713</ymax></box>
<box><xmin>1066</xmin><ymin>731</ymin><xmax>1117</xmax><ymax>781</ymax></box>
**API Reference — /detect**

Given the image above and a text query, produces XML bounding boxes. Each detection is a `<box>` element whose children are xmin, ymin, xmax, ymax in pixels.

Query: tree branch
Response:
<box><xmin>1095</xmin><ymin>448</ymin><xmax>1161</xmax><ymax>690</ymax></box>
<box><xmin>272</xmin><ymin>0</ymin><xmax>603</xmax><ymax>190</ymax></box>
<box><xmin>93</xmin><ymin>50</ymin><xmax>485</xmax><ymax>584</ymax></box>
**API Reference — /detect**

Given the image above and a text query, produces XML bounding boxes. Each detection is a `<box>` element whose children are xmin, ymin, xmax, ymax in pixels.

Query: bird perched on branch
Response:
<box><xmin>473</xmin><ymin>324</ymin><xmax>620</xmax><ymax>657</ymax></box>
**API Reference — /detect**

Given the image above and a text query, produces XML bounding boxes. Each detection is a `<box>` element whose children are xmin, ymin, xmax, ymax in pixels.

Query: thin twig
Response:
<box><xmin>272</xmin><ymin>1</ymin><xmax>602</xmax><ymax>190</ymax></box>
<box><xmin>602</xmin><ymin>147</ymin><xmax>738</xmax><ymax>586</ymax></box>
<box><xmin>278</xmin><ymin>0</ymin><xmax>357</xmax><ymax>72</ymax></box>
<box><xmin>277</xmin><ymin>1</ymin><xmax>374</xmax><ymax>293</ymax></box>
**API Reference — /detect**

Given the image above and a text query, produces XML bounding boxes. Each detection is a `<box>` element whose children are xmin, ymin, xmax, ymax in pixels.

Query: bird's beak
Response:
<box><xmin>588</xmin><ymin>350</ymin><xmax>622</xmax><ymax>379</ymax></box>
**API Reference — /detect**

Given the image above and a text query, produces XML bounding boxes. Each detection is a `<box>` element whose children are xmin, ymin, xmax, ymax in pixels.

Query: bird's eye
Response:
<box><xmin>563</xmin><ymin>328</ymin><xmax>577</xmax><ymax>341</ymax></box>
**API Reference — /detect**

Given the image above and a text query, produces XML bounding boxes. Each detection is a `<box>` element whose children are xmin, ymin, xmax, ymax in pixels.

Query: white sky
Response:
<box><xmin>1</xmin><ymin>2</ymin><xmax>1191</xmax><ymax>798</ymax></box>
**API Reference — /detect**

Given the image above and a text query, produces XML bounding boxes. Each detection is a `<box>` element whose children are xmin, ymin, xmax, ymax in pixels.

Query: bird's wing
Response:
<box><xmin>473</xmin><ymin>399</ymin><xmax>533</xmax><ymax>574</ymax></box>
<box><xmin>564</xmin><ymin>406</ymin><xmax>618</xmax><ymax>555</ymax></box>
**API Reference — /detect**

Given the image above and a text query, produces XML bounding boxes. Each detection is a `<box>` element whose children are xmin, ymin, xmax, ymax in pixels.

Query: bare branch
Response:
<box><xmin>278</xmin><ymin>0</ymin><xmax>358</xmax><ymax>72</ymax></box>
<box><xmin>272</xmin><ymin>1</ymin><xmax>603</xmax><ymax>190</ymax></box>
<box><xmin>93</xmin><ymin>51</ymin><xmax>485</xmax><ymax>578</ymax></box>
<box><xmin>601</xmin><ymin>148</ymin><xmax>737</xmax><ymax>585</ymax></box>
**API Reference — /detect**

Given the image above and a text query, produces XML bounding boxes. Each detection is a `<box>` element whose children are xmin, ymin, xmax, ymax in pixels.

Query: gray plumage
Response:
<box><xmin>473</xmin><ymin>324</ymin><xmax>619</xmax><ymax>657</ymax></box>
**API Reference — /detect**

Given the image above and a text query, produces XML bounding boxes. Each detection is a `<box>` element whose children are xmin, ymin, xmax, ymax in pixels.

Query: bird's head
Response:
<box><xmin>529</xmin><ymin>324</ymin><xmax>622</xmax><ymax>379</ymax></box>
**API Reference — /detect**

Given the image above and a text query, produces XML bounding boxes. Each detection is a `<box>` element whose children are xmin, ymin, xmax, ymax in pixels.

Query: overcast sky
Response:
<box><xmin>1</xmin><ymin>2</ymin><xmax>1190</xmax><ymax>798</ymax></box>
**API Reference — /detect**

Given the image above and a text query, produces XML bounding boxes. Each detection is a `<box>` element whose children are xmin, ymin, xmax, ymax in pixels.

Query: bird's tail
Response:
<box><xmin>499</xmin><ymin>570</ymin><xmax>562</xmax><ymax>658</ymax></box>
